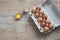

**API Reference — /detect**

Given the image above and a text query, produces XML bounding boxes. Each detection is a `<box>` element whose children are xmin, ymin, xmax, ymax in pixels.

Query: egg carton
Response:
<box><xmin>29</xmin><ymin>0</ymin><xmax>60</xmax><ymax>33</ymax></box>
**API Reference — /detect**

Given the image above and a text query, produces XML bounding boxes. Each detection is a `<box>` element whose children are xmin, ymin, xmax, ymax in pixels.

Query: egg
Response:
<box><xmin>39</xmin><ymin>10</ymin><xmax>44</xmax><ymax>17</ymax></box>
<box><xmin>36</xmin><ymin>10</ymin><xmax>40</xmax><ymax>13</ymax></box>
<box><xmin>39</xmin><ymin>9</ymin><xmax>44</xmax><ymax>14</ymax></box>
<box><xmin>46</xmin><ymin>19</ymin><xmax>50</xmax><ymax>24</ymax></box>
<box><xmin>31</xmin><ymin>7</ymin><xmax>36</xmax><ymax>14</ymax></box>
<box><xmin>34</xmin><ymin>13</ymin><xmax>39</xmax><ymax>18</ymax></box>
<box><xmin>48</xmin><ymin>24</ymin><xmax>53</xmax><ymax>30</ymax></box>
<box><xmin>42</xmin><ymin>14</ymin><xmax>47</xmax><ymax>20</ymax></box>
<box><xmin>43</xmin><ymin>19</ymin><xmax>46</xmax><ymax>22</ymax></box>
<box><xmin>41</xmin><ymin>21</ymin><xmax>46</xmax><ymax>27</ymax></box>
<box><xmin>36</xmin><ymin>5</ymin><xmax>41</xmax><ymax>11</ymax></box>
<box><xmin>37</xmin><ymin>17</ymin><xmax>42</xmax><ymax>23</ymax></box>
<box><xmin>39</xmin><ymin>14</ymin><xmax>42</xmax><ymax>17</ymax></box>
<box><xmin>44</xmin><ymin>27</ymin><xmax>49</xmax><ymax>32</ymax></box>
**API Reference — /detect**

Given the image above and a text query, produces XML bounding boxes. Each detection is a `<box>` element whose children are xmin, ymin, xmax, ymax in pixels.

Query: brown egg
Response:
<box><xmin>46</xmin><ymin>19</ymin><xmax>50</xmax><ymax>24</ymax></box>
<box><xmin>42</xmin><ymin>14</ymin><xmax>47</xmax><ymax>20</ymax></box>
<box><xmin>31</xmin><ymin>7</ymin><xmax>36</xmax><ymax>14</ymax></box>
<box><xmin>44</xmin><ymin>27</ymin><xmax>49</xmax><ymax>32</ymax></box>
<box><xmin>36</xmin><ymin>5</ymin><xmax>41</xmax><ymax>11</ymax></box>
<box><xmin>34</xmin><ymin>13</ymin><xmax>39</xmax><ymax>18</ymax></box>
<box><xmin>37</xmin><ymin>17</ymin><xmax>42</xmax><ymax>23</ymax></box>
<box><xmin>39</xmin><ymin>9</ymin><xmax>44</xmax><ymax>14</ymax></box>
<box><xmin>48</xmin><ymin>24</ymin><xmax>53</xmax><ymax>30</ymax></box>
<box><xmin>41</xmin><ymin>21</ymin><xmax>46</xmax><ymax>27</ymax></box>
<box><xmin>36</xmin><ymin>10</ymin><xmax>40</xmax><ymax>13</ymax></box>
<box><xmin>39</xmin><ymin>9</ymin><xmax>44</xmax><ymax>17</ymax></box>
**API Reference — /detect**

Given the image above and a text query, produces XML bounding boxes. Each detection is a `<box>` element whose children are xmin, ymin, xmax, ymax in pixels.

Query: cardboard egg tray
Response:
<box><xmin>29</xmin><ymin>0</ymin><xmax>60</xmax><ymax>33</ymax></box>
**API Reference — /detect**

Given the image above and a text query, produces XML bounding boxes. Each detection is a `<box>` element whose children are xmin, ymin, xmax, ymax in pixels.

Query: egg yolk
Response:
<box><xmin>16</xmin><ymin>14</ymin><xmax>21</xmax><ymax>19</ymax></box>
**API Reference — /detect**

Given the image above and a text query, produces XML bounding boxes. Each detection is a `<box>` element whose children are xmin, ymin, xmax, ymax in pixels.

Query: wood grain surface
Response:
<box><xmin>0</xmin><ymin>0</ymin><xmax>60</xmax><ymax>40</ymax></box>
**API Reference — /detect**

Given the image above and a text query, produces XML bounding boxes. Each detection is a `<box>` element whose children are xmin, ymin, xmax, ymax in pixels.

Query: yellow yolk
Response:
<box><xmin>16</xmin><ymin>13</ymin><xmax>21</xmax><ymax>19</ymax></box>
